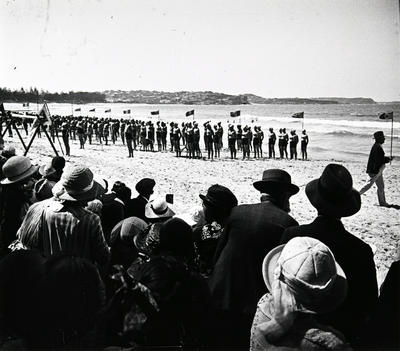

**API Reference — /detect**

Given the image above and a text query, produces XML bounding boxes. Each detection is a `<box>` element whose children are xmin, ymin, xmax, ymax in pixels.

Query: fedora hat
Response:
<box><xmin>1</xmin><ymin>156</ymin><xmax>39</xmax><ymax>185</ymax></box>
<box><xmin>253</xmin><ymin>169</ymin><xmax>299</xmax><ymax>195</ymax></box>
<box><xmin>52</xmin><ymin>166</ymin><xmax>98</xmax><ymax>202</ymax></box>
<box><xmin>262</xmin><ymin>236</ymin><xmax>347</xmax><ymax>314</ymax></box>
<box><xmin>305</xmin><ymin>163</ymin><xmax>361</xmax><ymax>217</ymax></box>
<box><xmin>145</xmin><ymin>198</ymin><xmax>175</xmax><ymax>219</ymax></box>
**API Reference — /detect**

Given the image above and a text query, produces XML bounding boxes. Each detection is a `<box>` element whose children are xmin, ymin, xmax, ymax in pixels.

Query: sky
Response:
<box><xmin>1</xmin><ymin>0</ymin><xmax>399</xmax><ymax>101</ymax></box>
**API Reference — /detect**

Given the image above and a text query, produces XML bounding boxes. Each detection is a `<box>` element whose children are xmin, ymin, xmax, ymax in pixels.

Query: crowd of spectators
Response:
<box><xmin>0</xmin><ymin>149</ymin><xmax>398</xmax><ymax>350</ymax></box>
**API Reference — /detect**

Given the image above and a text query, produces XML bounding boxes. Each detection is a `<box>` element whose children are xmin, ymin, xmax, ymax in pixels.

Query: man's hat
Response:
<box><xmin>373</xmin><ymin>131</ymin><xmax>384</xmax><ymax>140</ymax></box>
<box><xmin>1</xmin><ymin>156</ymin><xmax>39</xmax><ymax>185</ymax></box>
<box><xmin>262</xmin><ymin>236</ymin><xmax>347</xmax><ymax>314</ymax></box>
<box><xmin>253</xmin><ymin>169</ymin><xmax>299</xmax><ymax>195</ymax></box>
<box><xmin>305</xmin><ymin>163</ymin><xmax>361</xmax><ymax>217</ymax></box>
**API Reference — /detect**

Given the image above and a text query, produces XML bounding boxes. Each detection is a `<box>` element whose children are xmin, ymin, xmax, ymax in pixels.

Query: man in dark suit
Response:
<box><xmin>282</xmin><ymin>163</ymin><xmax>378</xmax><ymax>343</ymax></box>
<box><xmin>125</xmin><ymin>178</ymin><xmax>155</xmax><ymax>222</ymax></box>
<box><xmin>208</xmin><ymin>169</ymin><xmax>299</xmax><ymax>349</ymax></box>
<box><xmin>359</xmin><ymin>131</ymin><xmax>392</xmax><ymax>206</ymax></box>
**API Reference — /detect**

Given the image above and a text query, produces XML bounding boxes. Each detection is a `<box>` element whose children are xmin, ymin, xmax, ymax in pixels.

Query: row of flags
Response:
<box><xmin>4</xmin><ymin>103</ymin><xmax>395</xmax><ymax>121</ymax></box>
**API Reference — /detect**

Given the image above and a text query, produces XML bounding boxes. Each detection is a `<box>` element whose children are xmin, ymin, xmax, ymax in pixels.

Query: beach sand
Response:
<box><xmin>9</xmin><ymin>136</ymin><xmax>399</xmax><ymax>286</ymax></box>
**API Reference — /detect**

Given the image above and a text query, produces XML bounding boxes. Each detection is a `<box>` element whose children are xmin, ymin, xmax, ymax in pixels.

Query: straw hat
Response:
<box><xmin>305</xmin><ymin>163</ymin><xmax>361</xmax><ymax>217</ymax></box>
<box><xmin>145</xmin><ymin>198</ymin><xmax>175</xmax><ymax>219</ymax></box>
<box><xmin>262</xmin><ymin>236</ymin><xmax>347</xmax><ymax>314</ymax></box>
<box><xmin>52</xmin><ymin>166</ymin><xmax>98</xmax><ymax>201</ymax></box>
<box><xmin>253</xmin><ymin>169</ymin><xmax>299</xmax><ymax>195</ymax></box>
<box><xmin>1</xmin><ymin>156</ymin><xmax>39</xmax><ymax>185</ymax></box>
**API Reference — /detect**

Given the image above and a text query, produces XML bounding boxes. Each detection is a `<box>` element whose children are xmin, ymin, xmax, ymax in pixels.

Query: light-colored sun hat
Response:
<box><xmin>145</xmin><ymin>197</ymin><xmax>175</xmax><ymax>219</ymax></box>
<box><xmin>52</xmin><ymin>166</ymin><xmax>98</xmax><ymax>201</ymax></box>
<box><xmin>262</xmin><ymin>236</ymin><xmax>347</xmax><ymax>314</ymax></box>
<box><xmin>1</xmin><ymin>156</ymin><xmax>39</xmax><ymax>185</ymax></box>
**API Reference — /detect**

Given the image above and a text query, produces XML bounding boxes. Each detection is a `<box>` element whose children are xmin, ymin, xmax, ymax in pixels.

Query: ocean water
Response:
<box><xmin>5</xmin><ymin>102</ymin><xmax>400</xmax><ymax>163</ymax></box>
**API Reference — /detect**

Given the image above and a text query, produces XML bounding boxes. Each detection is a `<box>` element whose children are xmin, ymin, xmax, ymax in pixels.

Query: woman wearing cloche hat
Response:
<box><xmin>250</xmin><ymin>237</ymin><xmax>350</xmax><ymax>351</ymax></box>
<box><xmin>0</xmin><ymin>156</ymin><xmax>39</xmax><ymax>254</ymax></box>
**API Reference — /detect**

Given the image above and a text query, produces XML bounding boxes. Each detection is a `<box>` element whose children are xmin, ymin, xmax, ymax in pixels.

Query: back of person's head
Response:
<box><xmin>199</xmin><ymin>184</ymin><xmax>238</xmax><ymax>223</ymax></box>
<box><xmin>159</xmin><ymin>218</ymin><xmax>195</xmax><ymax>262</ymax></box>
<box><xmin>39</xmin><ymin>254</ymin><xmax>105</xmax><ymax>348</ymax></box>
<box><xmin>0</xmin><ymin>251</ymin><xmax>105</xmax><ymax>349</ymax></box>
<box><xmin>51</xmin><ymin>156</ymin><xmax>66</xmax><ymax>172</ymax></box>
<box><xmin>112</xmin><ymin>180</ymin><xmax>132</xmax><ymax>204</ymax></box>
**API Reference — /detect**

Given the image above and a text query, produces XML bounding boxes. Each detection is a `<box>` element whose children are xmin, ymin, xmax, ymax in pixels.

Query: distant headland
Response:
<box><xmin>0</xmin><ymin>87</ymin><xmax>376</xmax><ymax>105</ymax></box>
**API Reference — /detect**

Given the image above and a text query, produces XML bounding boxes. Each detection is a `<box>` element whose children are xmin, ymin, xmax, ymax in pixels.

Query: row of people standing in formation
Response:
<box><xmin>24</xmin><ymin>115</ymin><xmax>309</xmax><ymax>160</ymax></box>
<box><xmin>0</xmin><ymin>153</ymin><xmax>397</xmax><ymax>350</ymax></box>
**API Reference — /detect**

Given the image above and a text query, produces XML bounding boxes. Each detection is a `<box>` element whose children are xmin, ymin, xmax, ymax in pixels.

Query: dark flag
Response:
<box><xmin>230</xmin><ymin>110</ymin><xmax>241</xmax><ymax>117</ymax></box>
<box><xmin>89</xmin><ymin>108</ymin><xmax>96</xmax><ymax>112</ymax></box>
<box><xmin>151</xmin><ymin>110</ymin><xmax>159</xmax><ymax>116</ymax></box>
<box><xmin>123</xmin><ymin>109</ymin><xmax>131</xmax><ymax>114</ymax></box>
<box><xmin>186</xmin><ymin>109</ymin><xmax>195</xmax><ymax>117</ymax></box>
<box><xmin>74</xmin><ymin>108</ymin><xmax>81</xmax><ymax>112</ymax></box>
<box><xmin>292</xmin><ymin>112</ymin><xmax>304</xmax><ymax>119</ymax></box>
<box><xmin>105</xmin><ymin>109</ymin><xmax>111</xmax><ymax>113</ymax></box>
<box><xmin>379</xmin><ymin>112</ymin><xmax>393</xmax><ymax>120</ymax></box>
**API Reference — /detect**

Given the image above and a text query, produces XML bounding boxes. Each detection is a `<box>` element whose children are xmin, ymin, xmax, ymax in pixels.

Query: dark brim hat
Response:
<box><xmin>305</xmin><ymin>164</ymin><xmax>361</xmax><ymax>217</ymax></box>
<box><xmin>262</xmin><ymin>242</ymin><xmax>347</xmax><ymax>314</ymax></box>
<box><xmin>135</xmin><ymin>178</ymin><xmax>156</xmax><ymax>195</ymax></box>
<box><xmin>253</xmin><ymin>169</ymin><xmax>299</xmax><ymax>195</ymax></box>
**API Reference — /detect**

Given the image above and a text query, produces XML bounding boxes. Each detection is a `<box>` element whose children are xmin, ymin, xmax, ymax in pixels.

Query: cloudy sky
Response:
<box><xmin>1</xmin><ymin>0</ymin><xmax>399</xmax><ymax>101</ymax></box>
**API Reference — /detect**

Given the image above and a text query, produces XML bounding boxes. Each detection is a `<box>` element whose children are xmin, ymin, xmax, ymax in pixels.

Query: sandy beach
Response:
<box><xmin>8</xmin><ymin>135</ymin><xmax>399</xmax><ymax>286</ymax></box>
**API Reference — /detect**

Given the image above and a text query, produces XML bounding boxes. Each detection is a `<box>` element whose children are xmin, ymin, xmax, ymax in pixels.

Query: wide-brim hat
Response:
<box><xmin>305</xmin><ymin>163</ymin><xmax>361</xmax><ymax>217</ymax></box>
<box><xmin>52</xmin><ymin>166</ymin><xmax>99</xmax><ymax>202</ymax></box>
<box><xmin>1</xmin><ymin>156</ymin><xmax>39</xmax><ymax>185</ymax></box>
<box><xmin>145</xmin><ymin>198</ymin><xmax>175</xmax><ymax>219</ymax></box>
<box><xmin>253</xmin><ymin>169</ymin><xmax>299</xmax><ymax>195</ymax></box>
<box><xmin>262</xmin><ymin>237</ymin><xmax>347</xmax><ymax>314</ymax></box>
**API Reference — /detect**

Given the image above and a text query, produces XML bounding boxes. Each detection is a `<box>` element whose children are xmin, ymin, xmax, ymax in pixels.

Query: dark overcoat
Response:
<box><xmin>281</xmin><ymin>216</ymin><xmax>378</xmax><ymax>341</ymax></box>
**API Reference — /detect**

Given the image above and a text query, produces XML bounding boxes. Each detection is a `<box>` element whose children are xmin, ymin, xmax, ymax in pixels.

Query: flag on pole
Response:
<box><xmin>38</xmin><ymin>102</ymin><xmax>52</xmax><ymax>125</ymax></box>
<box><xmin>123</xmin><ymin>109</ymin><xmax>131</xmax><ymax>114</ymax></box>
<box><xmin>105</xmin><ymin>109</ymin><xmax>111</xmax><ymax>113</ymax></box>
<box><xmin>230</xmin><ymin>110</ymin><xmax>241</xmax><ymax>117</ymax></box>
<box><xmin>379</xmin><ymin>112</ymin><xmax>393</xmax><ymax>120</ymax></box>
<box><xmin>74</xmin><ymin>108</ymin><xmax>81</xmax><ymax>112</ymax></box>
<box><xmin>185</xmin><ymin>109</ymin><xmax>195</xmax><ymax>117</ymax></box>
<box><xmin>292</xmin><ymin>112</ymin><xmax>304</xmax><ymax>119</ymax></box>
<box><xmin>151</xmin><ymin>110</ymin><xmax>159</xmax><ymax>115</ymax></box>
<box><xmin>89</xmin><ymin>108</ymin><xmax>96</xmax><ymax>112</ymax></box>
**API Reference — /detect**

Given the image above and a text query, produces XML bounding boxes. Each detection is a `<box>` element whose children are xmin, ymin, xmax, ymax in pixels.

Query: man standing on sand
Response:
<box><xmin>359</xmin><ymin>131</ymin><xmax>393</xmax><ymax>207</ymax></box>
